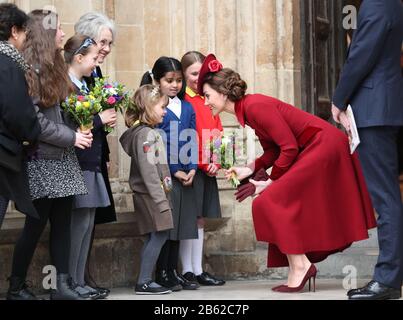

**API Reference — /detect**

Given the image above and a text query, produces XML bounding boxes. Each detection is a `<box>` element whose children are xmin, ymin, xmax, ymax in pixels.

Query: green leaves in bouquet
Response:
<box><xmin>61</xmin><ymin>92</ymin><xmax>102</xmax><ymax>131</ymax></box>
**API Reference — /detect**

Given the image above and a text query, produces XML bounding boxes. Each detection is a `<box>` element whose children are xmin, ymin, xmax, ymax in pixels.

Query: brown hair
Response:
<box><xmin>203</xmin><ymin>68</ymin><xmax>247</xmax><ymax>101</ymax></box>
<box><xmin>125</xmin><ymin>84</ymin><xmax>169</xmax><ymax>128</ymax></box>
<box><xmin>181</xmin><ymin>51</ymin><xmax>206</xmax><ymax>73</ymax></box>
<box><xmin>64</xmin><ymin>34</ymin><xmax>96</xmax><ymax>64</ymax></box>
<box><xmin>22</xmin><ymin>10</ymin><xmax>73</xmax><ymax>107</ymax></box>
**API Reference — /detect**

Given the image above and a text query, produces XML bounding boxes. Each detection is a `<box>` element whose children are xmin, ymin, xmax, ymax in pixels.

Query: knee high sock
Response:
<box><xmin>192</xmin><ymin>228</ymin><xmax>204</xmax><ymax>276</ymax></box>
<box><xmin>179</xmin><ymin>239</ymin><xmax>193</xmax><ymax>274</ymax></box>
<box><xmin>168</xmin><ymin>240</ymin><xmax>180</xmax><ymax>271</ymax></box>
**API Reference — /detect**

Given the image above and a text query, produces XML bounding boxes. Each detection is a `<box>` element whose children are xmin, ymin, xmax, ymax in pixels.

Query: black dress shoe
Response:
<box><xmin>196</xmin><ymin>272</ymin><xmax>226</xmax><ymax>286</ymax></box>
<box><xmin>155</xmin><ymin>270</ymin><xmax>182</xmax><ymax>291</ymax></box>
<box><xmin>6</xmin><ymin>277</ymin><xmax>42</xmax><ymax>300</ymax></box>
<box><xmin>183</xmin><ymin>272</ymin><xmax>198</xmax><ymax>282</ymax></box>
<box><xmin>93</xmin><ymin>287</ymin><xmax>110</xmax><ymax>299</ymax></box>
<box><xmin>348</xmin><ymin>281</ymin><xmax>401</xmax><ymax>300</ymax></box>
<box><xmin>135</xmin><ymin>281</ymin><xmax>172</xmax><ymax>295</ymax></box>
<box><xmin>169</xmin><ymin>270</ymin><xmax>199</xmax><ymax>290</ymax></box>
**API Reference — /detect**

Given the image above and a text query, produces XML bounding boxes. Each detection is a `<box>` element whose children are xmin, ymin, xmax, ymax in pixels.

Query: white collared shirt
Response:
<box><xmin>167</xmin><ymin>96</ymin><xmax>182</xmax><ymax>119</ymax></box>
<box><xmin>69</xmin><ymin>73</ymin><xmax>89</xmax><ymax>93</ymax></box>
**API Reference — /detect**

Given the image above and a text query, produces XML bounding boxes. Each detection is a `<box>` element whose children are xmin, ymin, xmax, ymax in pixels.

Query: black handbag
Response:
<box><xmin>0</xmin><ymin>133</ymin><xmax>22</xmax><ymax>172</ymax></box>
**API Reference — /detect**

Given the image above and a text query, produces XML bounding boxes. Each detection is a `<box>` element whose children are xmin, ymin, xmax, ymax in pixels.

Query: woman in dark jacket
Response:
<box><xmin>0</xmin><ymin>4</ymin><xmax>40</xmax><ymax>228</ymax></box>
<box><xmin>7</xmin><ymin>10</ymin><xmax>93</xmax><ymax>301</ymax></box>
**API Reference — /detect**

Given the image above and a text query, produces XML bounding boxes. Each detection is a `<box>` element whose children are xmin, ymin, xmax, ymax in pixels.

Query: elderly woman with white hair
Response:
<box><xmin>71</xmin><ymin>12</ymin><xmax>117</xmax><ymax>299</ymax></box>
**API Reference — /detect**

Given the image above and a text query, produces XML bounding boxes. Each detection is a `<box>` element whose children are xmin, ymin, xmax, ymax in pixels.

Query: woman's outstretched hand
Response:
<box><xmin>249</xmin><ymin>178</ymin><xmax>272</xmax><ymax>197</ymax></box>
<box><xmin>225</xmin><ymin>166</ymin><xmax>253</xmax><ymax>182</ymax></box>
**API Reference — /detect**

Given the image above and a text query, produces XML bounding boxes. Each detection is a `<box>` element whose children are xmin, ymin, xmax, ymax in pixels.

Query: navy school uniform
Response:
<box><xmin>157</xmin><ymin>97</ymin><xmax>199</xmax><ymax>240</ymax></box>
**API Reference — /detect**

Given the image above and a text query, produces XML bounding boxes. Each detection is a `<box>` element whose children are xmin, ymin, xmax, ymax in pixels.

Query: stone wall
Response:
<box><xmin>1</xmin><ymin>0</ymin><xmax>316</xmax><ymax>294</ymax></box>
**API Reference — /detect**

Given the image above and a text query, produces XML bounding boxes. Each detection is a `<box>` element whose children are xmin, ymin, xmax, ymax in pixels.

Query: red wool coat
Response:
<box><xmin>235</xmin><ymin>94</ymin><xmax>377</xmax><ymax>267</ymax></box>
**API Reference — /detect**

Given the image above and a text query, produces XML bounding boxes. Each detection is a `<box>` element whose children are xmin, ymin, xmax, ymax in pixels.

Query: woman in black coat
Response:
<box><xmin>0</xmin><ymin>3</ymin><xmax>40</xmax><ymax>228</ymax></box>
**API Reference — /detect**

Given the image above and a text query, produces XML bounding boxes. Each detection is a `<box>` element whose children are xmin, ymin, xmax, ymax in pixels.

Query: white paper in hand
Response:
<box><xmin>346</xmin><ymin>105</ymin><xmax>360</xmax><ymax>154</ymax></box>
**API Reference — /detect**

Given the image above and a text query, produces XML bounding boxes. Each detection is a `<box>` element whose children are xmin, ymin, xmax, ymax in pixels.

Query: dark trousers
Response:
<box><xmin>0</xmin><ymin>195</ymin><xmax>8</xmax><ymax>229</ymax></box>
<box><xmin>358</xmin><ymin>126</ymin><xmax>403</xmax><ymax>288</ymax></box>
<box><xmin>11</xmin><ymin>196</ymin><xmax>73</xmax><ymax>278</ymax></box>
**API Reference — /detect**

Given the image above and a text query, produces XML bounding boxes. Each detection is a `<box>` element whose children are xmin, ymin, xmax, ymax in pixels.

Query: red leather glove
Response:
<box><xmin>234</xmin><ymin>168</ymin><xmax>269</xmax><ymax>202</ymax></box>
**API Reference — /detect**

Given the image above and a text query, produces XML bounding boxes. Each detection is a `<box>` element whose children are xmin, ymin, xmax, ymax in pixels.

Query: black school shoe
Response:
<box><xmin>196</xmin><ymin>272</ymin><xmax>226</xmax><ymax>286</ymax></box>
<box><xmin>168</xmin><ymin>270</ymin><xmax>199</xmax><ymax>290</ymax></box>
<box><xmin>155</xmin><ymin>270</ymin><xmax>182</xmax><ymax>291</ymax></box>
<box><xmin>135</xmin><ymin>281</ymin><xmax>172</xmax><ymax>295</ymax></box>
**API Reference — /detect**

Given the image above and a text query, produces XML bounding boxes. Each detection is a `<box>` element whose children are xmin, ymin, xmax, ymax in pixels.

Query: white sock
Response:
<box><xmin>192</xmin><ymin>228</ymin><xmax>204</xmax><ymax>276</ymax></box>
<box><xmin>179</xmin><ymin>239</ymin><xmax>193</xmax><ymax>274</ymax></box>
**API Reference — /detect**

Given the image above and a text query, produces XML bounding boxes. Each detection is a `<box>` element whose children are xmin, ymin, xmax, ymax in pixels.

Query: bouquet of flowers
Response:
<box><xmin>61</xmin><ymin>93</ymin><xmax>101</xmax><ymax>132</ymax></box>
<box><xmin>90</xmin><ymin>77</ymin><xmax>132</xmax><ymax>132</ymax></box>
<box><xmin>204</xmin><ymin>132</ymin><xmax>242</xmax><ymax>188</ymax></box>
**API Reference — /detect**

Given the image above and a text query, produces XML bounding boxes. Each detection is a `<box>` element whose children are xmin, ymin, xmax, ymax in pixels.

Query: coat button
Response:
<box><xmin>22</xmin><ymin>141</ymin><xmax>30</xmax><ymax>146</ymax></box>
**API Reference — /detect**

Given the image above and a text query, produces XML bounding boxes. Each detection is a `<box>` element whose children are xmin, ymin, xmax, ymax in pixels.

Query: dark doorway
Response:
<box><xmin>300</xmin><ymin>0</ymin><xmax>352</xmax><ymax>120</ymax></box>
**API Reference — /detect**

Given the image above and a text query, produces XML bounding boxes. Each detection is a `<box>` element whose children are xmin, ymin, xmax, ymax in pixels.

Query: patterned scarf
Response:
<box><xmin>0</xmin><ymin>41</ymin><xmax>29</xmax><ymax>72</ymax></box>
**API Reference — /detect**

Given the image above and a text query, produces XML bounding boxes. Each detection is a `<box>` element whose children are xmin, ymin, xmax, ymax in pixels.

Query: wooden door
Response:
<box><xmin>300</xmin><ymin>0</ymin><xmax>347</xmax><ymax>120</ymax></box>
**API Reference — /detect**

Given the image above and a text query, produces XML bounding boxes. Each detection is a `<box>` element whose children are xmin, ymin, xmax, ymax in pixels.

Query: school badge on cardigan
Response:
<box><xmin>162</xmin><ymin>176</ymin><xmax>172</xmax><ymax>193</ymax></box>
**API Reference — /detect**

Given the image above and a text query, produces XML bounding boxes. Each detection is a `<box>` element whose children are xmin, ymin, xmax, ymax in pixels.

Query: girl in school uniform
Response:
<box><xmin>179</xmin><ymin>51</ymin><xmax>225</xmax><ymax>286</ymax></box>
<box><xmin>120</xmin><ymin>84</ymin><xmax>173</xmax><ymax>295</ymax></box>
<box><xmin>63</xmin><ymin>34</ymin><xmax>117</xmax><ymax>299</ymax></box>
<box><xmin>140</xmin><ymin>57</ymin><xmax>199</xmax><ymax>291</ymax></box>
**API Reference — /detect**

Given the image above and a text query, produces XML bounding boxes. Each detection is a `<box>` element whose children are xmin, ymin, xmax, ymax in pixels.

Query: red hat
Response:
<box><xmin>197</xmin><ymin>53</ymin><xmax>223</xmax><ymax>95</ymax></box>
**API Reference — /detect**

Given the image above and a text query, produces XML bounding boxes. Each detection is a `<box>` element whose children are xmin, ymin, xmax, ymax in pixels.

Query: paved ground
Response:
<box><xmin>106</xmin><ymin>279</ymin><xmax>381</xmax><ymax>300</ymax></box>
<box><xmin>1</xmin><ymin>279</ymin><xmax>402</xmax><ymax>301</ymax></box>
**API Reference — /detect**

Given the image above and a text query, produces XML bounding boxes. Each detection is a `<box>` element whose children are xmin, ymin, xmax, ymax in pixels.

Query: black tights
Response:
<box><xmin>11</xmin><ymin>196</ymin><xmax>73</xmax><ymax>278</ymax></box>
<box><xmin>156</xmin><ymin>240</ymin><xmax>180</xmax><ymax>272</ymax></box>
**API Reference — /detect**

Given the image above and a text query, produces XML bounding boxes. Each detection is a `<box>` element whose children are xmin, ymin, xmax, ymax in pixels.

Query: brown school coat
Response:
<box><xmin>120</xmin><ymin>123</ymin><xmax>173</xmax><ymax>235</ymax></box>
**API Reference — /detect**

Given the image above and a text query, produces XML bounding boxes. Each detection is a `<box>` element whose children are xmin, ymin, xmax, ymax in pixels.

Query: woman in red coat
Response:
<box><xmin>198</xmin><ymin>54</ymin><xmax>377</xmax><ymax>293</ymax></box>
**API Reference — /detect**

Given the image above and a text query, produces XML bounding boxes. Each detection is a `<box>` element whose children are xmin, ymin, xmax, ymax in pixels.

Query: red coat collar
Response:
<box><xmin>234</xmin><ymin>97</ymin><xmax>247</xmax><ymax>127</ymax></box>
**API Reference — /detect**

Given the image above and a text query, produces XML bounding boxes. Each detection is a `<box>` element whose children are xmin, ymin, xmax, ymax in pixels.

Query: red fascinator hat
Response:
<box><xmin>197</xmin><ymin>53</ymin><xmax>223</xmax><ymax>96</ymax></box>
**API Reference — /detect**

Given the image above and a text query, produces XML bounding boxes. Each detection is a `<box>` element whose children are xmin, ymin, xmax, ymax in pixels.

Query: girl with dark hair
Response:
<box><xmin>0</xmin><ymin>3</ymin><xmax>40</xmax><ymax>230</ymax></box>
<box><xmin>7</xmin><ymin>10</ymin><xmax>93</xmax><ymax>300</ymax></box>
<box><xmin>198</xmin><ymin>54</ymin><xmax>376</xmax><ymax>293</ymax></box>
<box><xmin>179</xmin><ymin>51</ymin><xmax>225</xmax><ymax>286</ymax></box>
<box><xmin>140</xmin><ymin>56</ymin><xmax>199</xmax><ymax>291</ymax></box>
<box><xmin>64</xmin><ymin>34</ymin><xmax>116</xmax><ymax>299</ymax></box>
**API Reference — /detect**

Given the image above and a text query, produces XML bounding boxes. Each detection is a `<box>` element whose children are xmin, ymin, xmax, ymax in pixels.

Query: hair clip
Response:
<box><xmin>150</xmin><ymin>86</ymin><xmax>160</xmax><ymax>98</ymax></box>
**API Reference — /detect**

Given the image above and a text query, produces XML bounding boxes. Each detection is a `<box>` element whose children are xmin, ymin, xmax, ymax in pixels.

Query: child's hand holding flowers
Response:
<box><xmin>62</xmin><ymin>93</ymin><xmax>101</xmax><ymax>132</ymax></box>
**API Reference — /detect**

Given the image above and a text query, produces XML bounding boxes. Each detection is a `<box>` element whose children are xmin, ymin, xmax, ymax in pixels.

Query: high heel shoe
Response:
<box><xmin>271</xmin><ymin>284</ymin><xmax>287</xmax><ymax>292</ymax></box>
<box><xmin>275</xmin><ymin>264</ymin><xmax>317</xmax><ymax>293</ymax></box>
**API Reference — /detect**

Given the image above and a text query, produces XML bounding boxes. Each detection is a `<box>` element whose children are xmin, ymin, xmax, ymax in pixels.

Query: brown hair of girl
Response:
<box><xmin>180</xmin><ymin>51</ymin><xmax>206</xmax><ymax>73</ymax></box>
<box><xmin>22</xmin><ymin>9</ymin><xmax>73</xmax><ymax>107</ymax></box>
<box><xmin>125</xmin><ymin>84</ymin><xmax>168</xmax><ymax>128</ymax></box>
